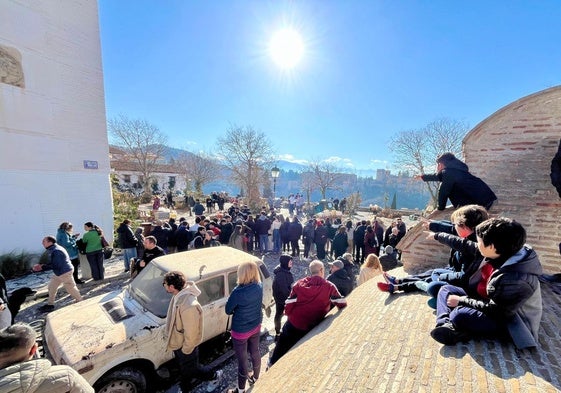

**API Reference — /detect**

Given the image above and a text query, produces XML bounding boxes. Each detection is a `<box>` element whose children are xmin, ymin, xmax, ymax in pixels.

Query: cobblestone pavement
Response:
<box><xmin>15</xmin><ymin>210</ymin><xmax>557</xmax><ymax>393</ymax></box>
<box><xmin>5</xmin><ymin>240</ymin><xmax>322</xmax><ymax>393</ymax></box>
<box><xmin>254</xmin><ymin>267</ymin><xmax>561</xmax><ymax>393</ymax></box>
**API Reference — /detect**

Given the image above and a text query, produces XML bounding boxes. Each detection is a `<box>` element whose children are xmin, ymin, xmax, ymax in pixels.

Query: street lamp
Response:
<box><xmin>271</xmin><ymin>166</ymin><xmax>280</xmax><ymax>207</ymax></box>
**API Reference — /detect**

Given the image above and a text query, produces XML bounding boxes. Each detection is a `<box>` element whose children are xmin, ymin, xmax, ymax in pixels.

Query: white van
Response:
<box><xmin>42</xmin><ymin>247</ymin><xmax>274</xmax><ymax>393</ymax></box>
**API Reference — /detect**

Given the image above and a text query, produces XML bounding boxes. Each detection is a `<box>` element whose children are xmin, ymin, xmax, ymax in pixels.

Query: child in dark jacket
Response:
<box><xmin>379</xmin><ymin>205</ymin><xmax>489</xmax><ymax>301</ymax></box>
<box><xmin>272</xmin><ymin>255</ymin><xmax>294</xmax><ymax>338</ymax></box>
<box><xmin>430</xmin><ymin>217</ymin><xmax>543</xmax><ymax>348</ymax></box>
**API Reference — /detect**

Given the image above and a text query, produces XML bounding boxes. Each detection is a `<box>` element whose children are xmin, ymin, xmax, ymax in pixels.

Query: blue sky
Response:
<box><xmin>98</xmin><ymin>1</ymin><xmax>561</xmax><ymax>172</ymax></box>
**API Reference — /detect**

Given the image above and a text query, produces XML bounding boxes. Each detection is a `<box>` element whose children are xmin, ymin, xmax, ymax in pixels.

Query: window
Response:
<box><xmin>123</xmin><ymin>175</ymin><xmax>131</xmax><ymax>183</ymax></box>
<box><xmin>197</xmin><ymin>276</ymin><xmax>225</xmax><ymax>306</ymax></box>
<box><xmin>228</xmin><ymin>271</ymin><xmax>238</xmax><ymax>295</ymax></box>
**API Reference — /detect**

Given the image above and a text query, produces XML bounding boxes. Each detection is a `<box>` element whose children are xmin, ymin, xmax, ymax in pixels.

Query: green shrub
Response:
<box><xmin>0</xmin><ymin>251</ymin><xmax>38</xmax><ymax>278</ymax></box>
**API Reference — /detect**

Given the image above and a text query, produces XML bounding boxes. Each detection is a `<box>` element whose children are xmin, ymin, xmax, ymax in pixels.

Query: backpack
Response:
<box><xmin>188</xmin><ymin>236</ymin><xmax>201</xmax><ymax>250</ymax></box>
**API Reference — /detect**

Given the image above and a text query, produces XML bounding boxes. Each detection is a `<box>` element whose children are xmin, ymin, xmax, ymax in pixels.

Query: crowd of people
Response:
<box><xmin>0</xmin><ymin>152</ymin><xmax>548</xmax><ymax>392</ymax></box>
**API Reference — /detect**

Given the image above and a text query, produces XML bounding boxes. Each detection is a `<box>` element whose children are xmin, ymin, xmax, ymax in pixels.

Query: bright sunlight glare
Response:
<box><xmin>269</xmin><ymin>28</ymin><xmax>304</xmax><ymax>69</ymax></box>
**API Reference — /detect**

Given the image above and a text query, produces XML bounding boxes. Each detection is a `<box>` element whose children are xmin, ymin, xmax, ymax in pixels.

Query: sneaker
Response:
<box><xmin>377</xmin><ymin>282</ymin><xmax>395</xmax><ymax>294</ymax></box>
<box><xmin>430</xmin><ymin>322</ymin><xmax>470</xmax><ymax>345</ymax></box>
<box><xmin>206</xmin><ymin>370</ymin><xmax>223</xmax><ymax>392</ymax></box>
<box><xmin>415</xmin><ymin>281</ymin><xmax>429</xmax><ymax>292</ymax></box>
<box><xmin>38</xmin><ymin>304</ymin><xmax>55</xmax><ymax>313</ymax></box>
<box><xmin>226</xmin><ymin>388</ymin><xmax>245</xmax><ymax>393</ymax></box>
<box><xmin>383</xmin><ymin>272</ymin><xmax>398</xmax><ymax>285</ymax></box>
<box><xmin>247</xmin><ymin>371</ymin><xmax>257</xmax><ymax>385</ymax></box>
<box><xmin>427</xmin><ymin>297</ymin><xmax>437</xmax><ymax>309</ymax></box>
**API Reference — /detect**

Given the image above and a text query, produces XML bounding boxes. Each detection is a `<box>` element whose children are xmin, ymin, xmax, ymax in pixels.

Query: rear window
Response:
<box><xmin>197</xmin><ymin>275</ymin><xmax>225</xmax><ymax>306</ymax></box>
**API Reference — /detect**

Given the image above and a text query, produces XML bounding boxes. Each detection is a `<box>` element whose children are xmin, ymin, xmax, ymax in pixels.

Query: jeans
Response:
<box><xmin>290</xmin><ymin>239</ymin><xmax>299</xmax><ymax>257</ymax></box>
<box><xmin>272</xmin><ymin>229</ymin><xmax>281</xmax><ymax>253</ymax></box>
<box><xmin>316</xmin><ymin>242</ymin><xmax>326</xmax><ymax>260</ymax></box>
<box><xmin>270</xmin><ymin>320</ymin><xmax>309</xmax><ymax>365</ymax></box>
<box><xmin>70</xmin><ymin>257</ymin><xmax>81</xmax><ymax>282</ymax></box>
<box><xmin>86</xmin><ymin>250</ymin><xmax>104</xmax><ymax>280</ymax></box>
<box><xmin>174</xmin><ymin>347</ymin><xmax>215</xmax><ymax>391</ymax></box>
<box><xmin>436</xmin><ymin>285</ymin><xmax>504</xmax><ymax>336</ymax></box>
<box><xmin>274</xmin><ymin>301</ymin><xmax>285</xmax><ymax>335</ymax></box>
<box><xmin>232</xmin><ymin>331</ymin><xmax>261</xmax><ymax>390</ymax></box>
<box><xmin>122</xmin><ymin>248</ymin><xmax>137</xmax><ymax>271</ymax></box>
<box><xmin>303</xmin><ymin>238</ymin><xmax>312</xmax><ymax>258</ymax></box>
<box><xmin>355</xmin><ymin>243</ymin><xmax>365</xmax><ymax>263</ymax></box>
<box><xmin>259</xmin><ymin>234</ymin><xmax>269</xmax><ymax>253</ymax></box>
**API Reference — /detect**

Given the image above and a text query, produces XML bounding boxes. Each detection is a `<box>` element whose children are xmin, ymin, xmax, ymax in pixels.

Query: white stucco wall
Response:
<box><xmin>0</xmin><ymin>0</ymin><xmax>113</xmax><ymax>254</ymax></box>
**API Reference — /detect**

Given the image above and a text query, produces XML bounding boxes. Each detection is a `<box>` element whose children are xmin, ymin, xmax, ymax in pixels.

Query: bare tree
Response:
<box><xmin>217</xmin><ymin>125</ymin><xmax>275</xmax><ymax>211</ymax></box>
<box><xmin>304</xmin><ymin>159</ymin><xmax>345</xmax><ymax>199</ymax></box>
<box><xmin>108</xmin><ymin>114</ymin><xmax>168</xmax><ymax>194</ymax></box>
<box><xmin>175</xmin><ymin>151</ymin><xmax>221</xmax><ymax>197</ymax></box>
<box><xmin>389</xmin><ymin>117</ymin><xmax>468</xmax><ymax>208</ymax></box>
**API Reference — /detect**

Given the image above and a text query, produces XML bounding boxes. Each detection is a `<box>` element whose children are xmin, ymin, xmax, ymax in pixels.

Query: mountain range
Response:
<box><xmin>161</xmin><ymin>145</ymin><xmax>429</xmax><ymax>209</ymax></box>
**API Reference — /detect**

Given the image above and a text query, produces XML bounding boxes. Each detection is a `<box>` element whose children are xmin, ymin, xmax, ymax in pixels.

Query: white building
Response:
<box><xmin>109</xmin><ymin>146</ymin><xmax>187</xmax><ymax>195</ymax></box>
<box><xmin>0</xmin><ymin>0</ymin><xmax>113</xmax><ymax>254</ymax></box>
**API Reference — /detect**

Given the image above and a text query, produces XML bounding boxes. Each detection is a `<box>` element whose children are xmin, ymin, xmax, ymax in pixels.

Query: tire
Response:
<box><xmin>95</xmin><ymin>367</ymin><xmax>147</xmax><ymax>393</ymax></box>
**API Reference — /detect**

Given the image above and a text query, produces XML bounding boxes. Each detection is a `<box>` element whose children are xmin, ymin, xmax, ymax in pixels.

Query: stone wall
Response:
<box><xmin>401</xmin><ymin>86</ymin><xmax>561</xmax><ymax>274</ymax></box>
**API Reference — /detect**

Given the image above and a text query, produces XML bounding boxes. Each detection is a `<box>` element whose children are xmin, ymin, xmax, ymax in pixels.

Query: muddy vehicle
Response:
<box><xmin>42</xmin><ymin>247</ymin><xmax>274</xmax><ymax>393</ymax></box>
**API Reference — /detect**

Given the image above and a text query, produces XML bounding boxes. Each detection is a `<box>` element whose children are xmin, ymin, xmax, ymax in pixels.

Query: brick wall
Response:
<box><xmin>401</xmin><ymin>86</ymin><xmax>561</xmax><ymax>274</ymax></box>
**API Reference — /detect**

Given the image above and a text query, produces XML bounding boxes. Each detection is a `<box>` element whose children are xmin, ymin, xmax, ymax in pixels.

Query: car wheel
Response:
<box><xmin>95</xmin><ymin>367</ymin><xmax>147</xmax><ymax>393</ymax></box>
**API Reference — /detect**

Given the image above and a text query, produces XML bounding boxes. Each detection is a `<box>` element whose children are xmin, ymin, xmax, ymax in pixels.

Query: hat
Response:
<box><xmin>279</xmin><ymin>254</ymin><xmax>293</xmax><ymax>269</ymax></box>
<box><xmin>329</xmin><ymin>260</ymin><xmax>344</xmax><ymax>269</ymax></box>
<box><xmin>385</xmin><ymin>245</ymin><xmax>394</xmax><ymax>255</ymax></box>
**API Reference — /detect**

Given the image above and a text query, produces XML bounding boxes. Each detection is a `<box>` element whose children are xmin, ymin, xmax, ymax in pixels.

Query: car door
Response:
<box><xmin>198</xmin><ymin>274</ymin><xmax>228</xmax><ymax>341</ymax></box>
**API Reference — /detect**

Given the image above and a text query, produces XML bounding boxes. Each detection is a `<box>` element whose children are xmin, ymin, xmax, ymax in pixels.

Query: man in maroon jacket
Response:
<box><xmin>269</xmin><ymin>260</ymin><xmax>347</xmax><ymax>366</ymax></box>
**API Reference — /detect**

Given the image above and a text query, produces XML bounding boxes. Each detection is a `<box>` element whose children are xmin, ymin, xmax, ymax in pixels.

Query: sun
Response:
<box><xmin>269</xmin><ymin>28</ymin><xmax>304</xmax><ymax>69</ymax></box>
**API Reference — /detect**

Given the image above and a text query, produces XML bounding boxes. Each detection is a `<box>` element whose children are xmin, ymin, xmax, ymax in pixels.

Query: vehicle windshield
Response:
<box><xmin>129</xmin><ymin>263</ymin><xmax>172</xmax><ymax>318</ymax></box>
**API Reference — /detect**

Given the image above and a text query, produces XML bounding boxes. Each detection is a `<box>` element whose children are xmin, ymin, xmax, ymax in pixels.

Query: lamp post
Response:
<box><xmin>271</xmin><ymin>166</ymin><xmax>280</xmax><ymax>209</ymax></box>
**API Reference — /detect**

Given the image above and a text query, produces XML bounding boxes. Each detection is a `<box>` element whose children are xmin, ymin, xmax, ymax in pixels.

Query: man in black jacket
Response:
<box><xmin>117</xmin><ymin>219</ymin><xmax>139</xmax><ymax>272</ymax></box>
<box><xmin>132</xmin><ymin>236</ymin><xmax>165</xmax><ymax>277</ymax></box>
<box><xmin>354</xmin><ymin>221</ymin><xmax>367</xmax><ymax>264</ymax></box>
<box><xmin>416</xmin><ymin>152</ymin><xmax>497</xmax><ymax>211</ymax></box>
<box><xmin>327</xmin><ymin>260</ymin><xmax>353</xmax><ymax>297</ymax></box>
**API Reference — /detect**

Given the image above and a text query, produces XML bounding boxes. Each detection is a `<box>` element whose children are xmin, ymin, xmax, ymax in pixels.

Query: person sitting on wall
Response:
<box><xmin>326</xmin><ymin>260</ymin><xmax>354</xmax><ymax>297</ymax></box>
<box><xmin>430</xmin><ymin>217</ymin><xmax>543</xmax><ymax>348</ymax></box>
<box><xmin>269</xmin><ymin>260</ymin><xmax>347</xmax><ymax>366</ymax></box>
<box><xmin>378</xmin><ymin>205</ymin><xmax>488</xmax><ymax>306</ymax></box>
<box><xmin>415</xmin><ymin>152</ymin><xmax>497</xmax><ymax>211</ymax></box>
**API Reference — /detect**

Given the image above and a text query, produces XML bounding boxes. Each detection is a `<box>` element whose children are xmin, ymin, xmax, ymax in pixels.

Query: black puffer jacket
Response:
<box><xmin>117</xmin><ymin>223</ymin><xmax>138</xmax><ymax>249</ymax></box>
<box><xmin>272</xmin><ymin>263</ymin><xmax>294</xmax><ymax>304</ymax></box>
<box><xmin>288</xmin><ymin>220</ymin><xmax>303</xmax><ymax>241</ymax></box>
<box><xmin>422</xmin><ymin>157</ymin><xmax>497</xmax><ymax>210</ymax></box>
<box><xmin>327</xmin><ymin>268</ymin><xmax>353</xmax><ymax>297</ymax></box>
<box><xmin>459</xmin><ymin>246</ymin><xmax>543</xmax><ymax>349</ymax></box>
